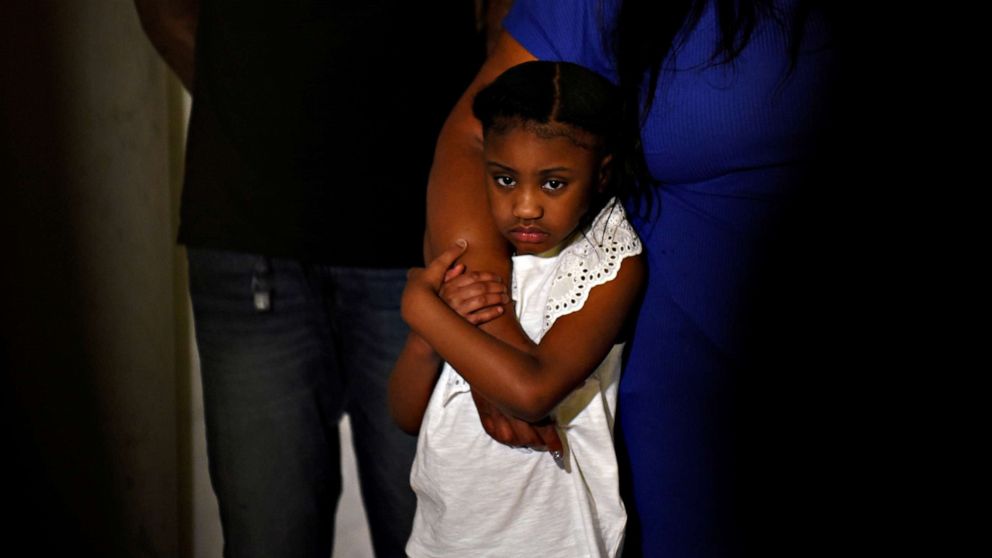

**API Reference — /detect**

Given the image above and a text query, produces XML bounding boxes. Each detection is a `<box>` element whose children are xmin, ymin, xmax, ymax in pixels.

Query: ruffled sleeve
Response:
<box><xmin>542</xmin><ymin>199</ymin><xmax>642</xmax><ymax>333</ymax></box>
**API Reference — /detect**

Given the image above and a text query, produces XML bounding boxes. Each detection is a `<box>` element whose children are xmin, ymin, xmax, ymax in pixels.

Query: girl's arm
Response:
<box><xmin>403</xmin><ymin>242</ymin><xmax>646</xmax><ymax>423</ymax></box>
<box><xmin>389</xmin><ymin>264</ymin><xmax>510</xmax><ymax>434</ymax></box>
<box><xmin>389</xmin><ymin>332</ymin><xmax>443</xmax><ymax>434</ymax></box>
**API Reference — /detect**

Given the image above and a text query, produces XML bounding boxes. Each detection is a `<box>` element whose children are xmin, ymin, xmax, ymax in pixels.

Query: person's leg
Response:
<box><xmin>188</xmin><ymin>248</ymin><xmax>345</xmax><ymax>558</ymax></box>
<box><xmin>329</xmin><ymin>266</ymin><xmax>418</xmax><ymax>558</ymax></box>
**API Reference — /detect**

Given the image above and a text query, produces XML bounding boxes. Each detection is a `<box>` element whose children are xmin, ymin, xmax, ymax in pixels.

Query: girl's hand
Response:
<box><xmin>402</xmin><ymin>240</ymin><xmax>470</xmax><ymax>324</ymax></box>
<box><xmin>440</xmin><ymin>264</ymin><xmax>509</xmax><ymax>326</ymax></box>
<box><xmin>406</xmin><ymin>240</ymin><xmax>469</xmax><ymax>294</ymax></box>
<box><xmin>471</xmin><ymin>390</ymin><xmax>563</xmax><ymax>454</ymax></box>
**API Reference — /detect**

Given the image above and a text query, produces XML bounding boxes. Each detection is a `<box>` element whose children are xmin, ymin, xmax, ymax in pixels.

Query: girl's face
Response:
<box><xmin>483</xmin><ymin>125</ymin><xmax>611</xmax><ymax>255</ymax></box>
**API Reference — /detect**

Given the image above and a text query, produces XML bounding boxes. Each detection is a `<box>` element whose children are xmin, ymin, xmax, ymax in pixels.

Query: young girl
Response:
<box><xmin>390</xmin><ymin>61</ymin><xmax>645</xmax><ymax>557</ymax></box>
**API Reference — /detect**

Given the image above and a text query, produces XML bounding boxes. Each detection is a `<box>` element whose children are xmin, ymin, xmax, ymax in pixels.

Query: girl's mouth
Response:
<box><xmin>509</xmin><ymin>226</ymin><xmax>550</xmax><ymax>244</ymax></box>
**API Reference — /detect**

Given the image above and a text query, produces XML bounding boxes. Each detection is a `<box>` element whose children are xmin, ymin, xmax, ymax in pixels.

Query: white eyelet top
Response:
<box><xmin>407</xmin><ymin>199</ymin><xmax>642</xmax><ymax>558</ymax></box>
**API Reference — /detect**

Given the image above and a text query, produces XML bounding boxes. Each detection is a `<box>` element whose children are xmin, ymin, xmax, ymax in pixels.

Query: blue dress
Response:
<box><xmin>504</xmin><ymin>1</ymin><xmax>835</xmax><ymax>555</ymax></box>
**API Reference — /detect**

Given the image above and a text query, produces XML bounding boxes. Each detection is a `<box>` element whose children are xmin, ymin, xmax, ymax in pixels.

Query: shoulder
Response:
<box><xmin>502</xmin><ymin>0</ymin><xmax>620</xmax><ymax>81</ymax></box>
<box><xmin>614</xmin><ymin>250</ymin><xmax>645</xmax><ymax>287</ymax></box>
<box><xmin>543</xmin><ymin>200</ymin><xmax>642</xmax><ymax>331</ymax></box>
<box><xmin>564</xmin><ymin>199</ymin><xmax>643</xmax><ymax>276</ymax></box>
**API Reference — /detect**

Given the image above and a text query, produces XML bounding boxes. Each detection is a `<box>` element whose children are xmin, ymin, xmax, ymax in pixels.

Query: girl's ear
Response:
<box><xmin>597</xmin><ymin>154</ymin><xmax>614</xmax><ymax>193</ymax></box>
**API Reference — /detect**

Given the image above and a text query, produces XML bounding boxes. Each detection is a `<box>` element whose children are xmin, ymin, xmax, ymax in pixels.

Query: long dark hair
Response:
<box><xmin>472</xmin><ymin>60</ymin><xmax>626</xmax><ymax>228</ymax></box>
<box><xmin>610</xmin><ymin>0</ymin><xmax>818</xmax><ymax>215</ymax></box>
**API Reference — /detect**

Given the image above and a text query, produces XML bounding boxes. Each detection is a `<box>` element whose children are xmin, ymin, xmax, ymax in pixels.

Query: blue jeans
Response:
<box><xmin>188</xmin><ymin>248</ymin><xmax>417</xmax><ymax>558</ymax></box>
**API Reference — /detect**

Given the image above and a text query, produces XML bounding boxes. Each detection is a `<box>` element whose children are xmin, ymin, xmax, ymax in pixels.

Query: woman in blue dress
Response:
<box><xmin>423</xmin><ymin>1</ymin><xmax>835</xmax><ymax>554</ymax></box>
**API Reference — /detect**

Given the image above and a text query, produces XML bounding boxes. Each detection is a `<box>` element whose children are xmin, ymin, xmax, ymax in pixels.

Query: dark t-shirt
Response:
<box><xmin>179</xmin><ymin>1</ymin><xmax>483</xmax><ymax>266</ymax></box>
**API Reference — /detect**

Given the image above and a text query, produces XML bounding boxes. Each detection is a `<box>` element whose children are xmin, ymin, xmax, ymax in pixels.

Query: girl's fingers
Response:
<box><xmin>469</xmin><ymin>271</ymin><xmax>503</xmax><ymax>284</ymax></box>
<box><xmin>440</xmin><ymin>280</ymin><xmax>507</xmax><ymax>308</ymax></box>
<box><xmin>442</xmin><ymin>263</ymin><xmax>465</xmax><ymax>283</ymax></box>
<box><xmin>458</xmin><ymin>293</ymin><xmax>510</xmax><ymax>316</ymax></box>
<box><xmin>473</xmin><ymin>293</ymin><xmax>511</xmax><ymax>310</ymax></box>
<box><xmin>467</xmin><ymin>306</ymin><xmax>504</xmax><ymax>325</ymax></box>
<box><xmin>533</xmin><ymin>423</ymin><xmax>563</xmax><ymax>454</ymax></box>
<box><xmin>443</xmin><ymin>270</ymin><xmax>503</xmax><ymax>291</ymax></box>
<box><xmin>447</xmin><ymin>282</ymin><xmax>506</xmax><ymax>303</ymax></box>
<box><xmin>462</xmin><ymin>279</ymin><xmax>509</xmax><ymax>296</ymax></box>
<box><xmin>444</xmin><ymin>288</ymin><xmax>509</xmax><ymax>315</ymax></box>
<box><xmin>505</xmin><ymin>418</ymin><xmax>548</xmax><ymax>450</ymax></box>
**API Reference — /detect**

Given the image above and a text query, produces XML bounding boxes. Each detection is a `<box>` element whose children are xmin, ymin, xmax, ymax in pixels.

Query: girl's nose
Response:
<box><xmin>512</xmin><ymin>191</ymin><xmax>543</xmax><ymax>220</ymax></box>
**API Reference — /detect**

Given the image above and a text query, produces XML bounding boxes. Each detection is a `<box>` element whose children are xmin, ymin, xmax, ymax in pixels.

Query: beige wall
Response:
<box><xmin>1</xmin><ymin>1</ymin><xmax>185</xmax><ymax>555</ymax></box>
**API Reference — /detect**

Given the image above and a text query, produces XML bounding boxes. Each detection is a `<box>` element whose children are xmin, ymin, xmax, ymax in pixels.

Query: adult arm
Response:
<box><xmin>133</xmin><ymin>0</ymin><xmax>198</xmax><ymax>92</ymax></box>
<box><xmin>479</xmin><ymin>0</ymin><xmax>516</xmax><ymax>56</ymax></box>
<box><xmin>425</xmin><ymin>31</ymin><xmax>564</xmax><ymax>447</ymax></box>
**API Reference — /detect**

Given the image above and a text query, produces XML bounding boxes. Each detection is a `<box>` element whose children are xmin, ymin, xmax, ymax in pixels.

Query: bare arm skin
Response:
<box><xmin>478</xmin><ymin>0</ymin><xmax>517</xmax><ymax>56</ymax></box>
<box><xmin>404</xmin><ymin>243</ymin><xmax>646</xmax><ymax>423</ymax></box>
<box><xmin>425</xmin><ymin>32</ymin><xmax>570</xmax><ymax>449</ymax></box>
<box><xmin>390</xmin><ymin>265</ymin><xmax>509</xmax><ymax>434</ymax></box>
<box><xmin>389</xmin><ymin>332</ymin><xmax>444</xmax><ymax>434</ymax></box>
<box><xmin>133</xmin><ymin>0</ymin><xmax>198</xmax><ymax>92</ymax></box>
<box><xmin>425</xmin><ymin>32</ymin><xmax>535</xmax><ymax>345</ymax></box>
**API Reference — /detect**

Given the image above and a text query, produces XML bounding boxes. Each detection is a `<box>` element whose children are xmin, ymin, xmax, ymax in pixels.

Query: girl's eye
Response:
<box><xmin>494</xmin><ymin>175</ymin><xmax>516</xmax><ymax>187</ymax></box>
<box><xmin>542</xmin><ymin>179</ymin><xmax>566</xmax><ymax>191</ymax></box>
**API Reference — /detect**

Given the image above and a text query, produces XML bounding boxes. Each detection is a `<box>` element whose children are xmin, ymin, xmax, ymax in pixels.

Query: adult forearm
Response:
<box><xmin>425</xmin><ymin>32</ymin><xmax>537</xmax><ymax>355</ymax></box>
<box><xmin>422</xmin><ymin>32</ymin><xmax>559</xmax><ymax>447</ymax></box>
<box><xmin>134</xmin><ymin>0</ymin><xmax>198</xmax><ymax>92</ymax></box>
<box><xmin>482</xmin><ymin>0</ymin><xmax>515</xmax><ymax>55</ymax></box>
